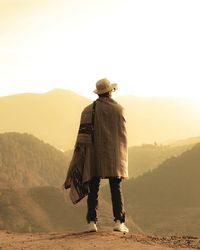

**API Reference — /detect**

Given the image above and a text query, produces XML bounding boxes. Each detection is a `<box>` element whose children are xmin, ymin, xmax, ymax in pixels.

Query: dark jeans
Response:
<box><xmin>86</xmin><ymin>177</ymin><xmax>125</xmax><ymax>223</ymax></box>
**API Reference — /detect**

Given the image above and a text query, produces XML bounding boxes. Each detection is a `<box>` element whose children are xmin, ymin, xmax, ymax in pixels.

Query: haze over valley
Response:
<box><xmin>0</xmin><ymin>89</ymin><xmax>200</xmax><ymax>150</ymax></box>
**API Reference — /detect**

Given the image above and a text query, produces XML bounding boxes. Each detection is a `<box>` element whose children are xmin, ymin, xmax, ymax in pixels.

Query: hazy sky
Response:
<box><xmin>0</xmin><ymin>0</ymin><xmax>200</xmax><ymax>99</ymax></box>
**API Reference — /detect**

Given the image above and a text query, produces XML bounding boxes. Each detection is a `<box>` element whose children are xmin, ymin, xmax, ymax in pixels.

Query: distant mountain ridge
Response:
<box><xmin>169</xmin><ymin>136</ymin><xmax>200</xmax><ymax>147</ymax></box>
<box><xmin>1</xmin><ymin>89</ymin><xmax>200</xmax><ymax>149</ymax></box>
<box><xmin>117</xmin><ymin>95</ymin><xmax>200</xmax><ymax>146</ymax></box>
<box><xmin>0</xmin><ymin>89</ymin><xmax>90</xmax><ymax>150</ymax></box>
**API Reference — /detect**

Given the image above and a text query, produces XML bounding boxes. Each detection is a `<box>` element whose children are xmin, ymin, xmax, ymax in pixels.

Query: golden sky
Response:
<box><xmin>0</xmin><ymin>0</ymin><xmax>200</xmax><ymax>99</ymax></box>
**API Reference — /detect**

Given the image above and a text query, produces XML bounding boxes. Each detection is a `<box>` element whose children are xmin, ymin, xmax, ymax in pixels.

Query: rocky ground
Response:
<box><xmin>1</xmin><ymin>230</ymin><xmax>200</xmax><ymax>250</ymax></box>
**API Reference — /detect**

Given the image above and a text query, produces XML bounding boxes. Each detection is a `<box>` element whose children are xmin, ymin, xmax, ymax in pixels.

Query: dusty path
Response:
<box><xmin>0</xmin><ymin>230</ymin><xmax>198</xmax><ymax>250</ymax></box>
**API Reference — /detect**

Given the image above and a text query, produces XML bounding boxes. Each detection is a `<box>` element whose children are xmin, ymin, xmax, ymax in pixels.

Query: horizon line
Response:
<box><xmin>0</xmin><ymin>88</ymin><xmax>198</xmax><ymax>101</ymax></box>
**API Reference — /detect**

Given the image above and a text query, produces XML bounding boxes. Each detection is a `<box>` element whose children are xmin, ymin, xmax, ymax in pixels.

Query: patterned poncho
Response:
<box><xmin>64</xmin><ymin>96</ymin><xmax>128</xmax><ymax>204</ymax></box>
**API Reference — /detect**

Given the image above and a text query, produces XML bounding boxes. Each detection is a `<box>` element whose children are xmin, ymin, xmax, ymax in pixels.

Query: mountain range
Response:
<box><xmin>0</xmin><ymin>132</ymin><xmax>138</xmax><ymax>233</ymax></box>
<box><xmin>1</xmin><ymin>132</ymin><xmax>200</xmax><ymax>235</ymax></box>
<box><xmin>1</xmin><ymin>89</ymin><xmax>200</xmax><ymax>150</ymax></box>
<box><xmin>0</xmin><ymin>89</ymin><xmax>90</xmax><ymax>150</ymax></box>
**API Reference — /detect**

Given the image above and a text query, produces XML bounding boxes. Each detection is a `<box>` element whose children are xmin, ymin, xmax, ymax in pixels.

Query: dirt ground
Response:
<box><xmin>0</xmin><ymin>230</ymin><xmax>199</xmax><ymax>250</ymax></box>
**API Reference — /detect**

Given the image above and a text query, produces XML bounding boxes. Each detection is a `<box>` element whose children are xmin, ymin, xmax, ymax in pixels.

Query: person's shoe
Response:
<box><xmin>113</xmin><ymin>220</ymin><xmax>129</xmax><ymax>233</ymax></box>
<box><xmin>87</xmin><ymin>221</ymin><xmax>97</xmax><ymax>232</ymax></box>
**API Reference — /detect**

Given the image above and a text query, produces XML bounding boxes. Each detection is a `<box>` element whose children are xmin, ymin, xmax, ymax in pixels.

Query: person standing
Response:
<box><xmin>65</xmin><ymin>78</ymin><xmax>128</xmax><ymax>233</ymax></box>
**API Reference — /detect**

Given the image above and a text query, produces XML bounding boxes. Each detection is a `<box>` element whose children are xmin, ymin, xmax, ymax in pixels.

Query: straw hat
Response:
<box><xmin>94</xmin><ymin>78</ymin><xmax>118</xmax><ymax>95</ymax></box>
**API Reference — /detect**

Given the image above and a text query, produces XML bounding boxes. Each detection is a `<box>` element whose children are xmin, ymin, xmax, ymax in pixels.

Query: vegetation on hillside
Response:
<box><xmin>0</xmin><ymin>132</ymin><xmax>69</xmax><ymax>188</ymax></box>
<box><xmin>125</xmin><ymin>143</ymin><xmax>200</xmax><ymax>207</ymax></box>
<box><xmin>123</xmin><ymin>143</ymin><xmax>200</xmax><ymax>235</ymax></box>
<box><xmin>128</xmin><ymin>143</ymin><xmax>192</xmax><ymax>178</ymax></box>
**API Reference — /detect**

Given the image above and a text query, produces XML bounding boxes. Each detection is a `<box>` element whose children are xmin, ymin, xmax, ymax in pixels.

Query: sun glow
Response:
<box><xmin>0</xmin><ymin>0</ymin><xmax>200</xmax><ymax>100</ymax></box>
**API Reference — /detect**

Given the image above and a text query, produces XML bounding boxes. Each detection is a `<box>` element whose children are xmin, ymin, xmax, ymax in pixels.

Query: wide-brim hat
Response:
<box><xmin>93</xmin><ymin>78</ymin><xmax>118</xmax><ymax>95</ymax></box>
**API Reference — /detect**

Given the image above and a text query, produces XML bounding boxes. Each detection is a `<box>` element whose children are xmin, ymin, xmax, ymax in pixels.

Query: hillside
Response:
<box><xmin>1</xmin><ymin>90</ymin><xmax>200</xmax><ymax>149</ymax></box>
<box><xmin>0</xmin><ymin>132</ymin><xmax>139</xmax><ymax>233</ymax></box>
<box><xmin>125</xmin><ymin>143</ymin><xmax>200</xmax><ymax>207</ymax></box>
<box><xmin>0</xmin><ymin>132</ymin><xmax>69</xmax><ymax>188</ymax></box>
<box><xmin>0</xmin><ymin>132</ymin><xmax>196</xmax><ymax>188</ymax></box>
<box><xmin>0</xmin><ymin>186</ymin><xmax>86</xmax><ymax>233</ymax></box>
<box><xmin>63</xmin><ymin>143</ymin><xmax>192</xmax><ymax>179</ymax></box>
<box><xmin>0</xmin><ymin>186</ymin><xmax>138</xmax><ymax>234</ymax></box>
<box><xmin>123</xmin><ymin>143</ymin><xmax>200</xmax><ymax>235</ymax></box>
<box><xmin>128</xmin><ymin>143</ymin><xmax>191</xmax><ymax>178</ymax></box>
<box><xmin>1</xmin><ymin>132</ymin><xmax>200</xmax><ymax>236</ymax></box>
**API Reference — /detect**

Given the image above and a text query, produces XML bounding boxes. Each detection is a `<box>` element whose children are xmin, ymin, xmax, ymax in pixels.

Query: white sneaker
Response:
<box><xmin>87</xmin><ymin>221</ymin><xmax>97</xmax><ymax>232</ymax></box>
<box><xmin>113</xmin><ymin>220</ymin><xmax>129</xmax><ymax>233</ymax></box>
